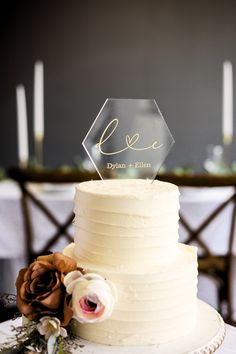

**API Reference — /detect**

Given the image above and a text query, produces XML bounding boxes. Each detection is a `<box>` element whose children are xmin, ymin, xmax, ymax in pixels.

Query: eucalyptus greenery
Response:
<box><xmin>0</xmin><ymin>321</ymin><xmax>79</xmax><ymax>354</ymax></box>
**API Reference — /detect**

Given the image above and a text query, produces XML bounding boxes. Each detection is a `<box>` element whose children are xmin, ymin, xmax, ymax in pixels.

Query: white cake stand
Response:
<box><xmin>73</xmin><ymin>300</ymin><xmax>225</xmax><ymax>354</ymax></box>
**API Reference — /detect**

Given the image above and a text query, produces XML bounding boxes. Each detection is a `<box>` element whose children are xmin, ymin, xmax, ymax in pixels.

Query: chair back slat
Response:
<box><xmin>8</xmin><ymin>167</ymin><xmax>99</xmax><ymax>264</ymax></box>
<box><xmin>158</xmin><ymin>173</ymin><xmax>236</xmax><ymax>325</ymax></box>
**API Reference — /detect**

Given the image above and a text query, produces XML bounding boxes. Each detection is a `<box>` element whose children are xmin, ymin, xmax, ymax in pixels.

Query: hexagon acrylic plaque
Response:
<box><xmin>83</xmin><ymin>99</ymin><xmax>174</xmax><ymax>180</ymax></box>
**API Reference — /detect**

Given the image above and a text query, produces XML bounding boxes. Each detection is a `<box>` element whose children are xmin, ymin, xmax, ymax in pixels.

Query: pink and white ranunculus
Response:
<box><xmin>37</xmin><ymin>316</ymin><xmax>67</xmax><ymax>340</ymax></box>
<box><xmin>64</xmin><ymin>271</ymin><xmax>116</xmax><ymax>323</ymax></box>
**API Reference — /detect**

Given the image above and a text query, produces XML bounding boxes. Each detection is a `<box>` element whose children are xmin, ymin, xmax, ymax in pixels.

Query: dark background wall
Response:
<box><xmin>1</xmin><ymin>0</ymin><xmax>236</xmax><ymax>171</ymax></box>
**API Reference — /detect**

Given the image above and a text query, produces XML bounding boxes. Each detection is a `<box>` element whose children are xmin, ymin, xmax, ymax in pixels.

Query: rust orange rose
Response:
<box><xmin>15</xmin><ymin>253</ymin><xmax>77</xmax><ymax>326</ymax></box>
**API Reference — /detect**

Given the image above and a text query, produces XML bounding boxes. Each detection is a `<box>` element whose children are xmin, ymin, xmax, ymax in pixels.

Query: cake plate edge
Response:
<box><xmin>73</xmin><ymin>300</ymin><xmax>225</xmax><ymax>354</ymax></box>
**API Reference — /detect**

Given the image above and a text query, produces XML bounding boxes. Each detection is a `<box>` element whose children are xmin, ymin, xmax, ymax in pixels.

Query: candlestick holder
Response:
<box><xmin>19</xmin><ymin>160</ymin><xmax>28</xmax><ymax>169</ymax></box>
<box><xmin>204</xmin><ymin>144</ymin><xmax>231</xmax><ymax>174</ymax></box>
<box><xmin>35</xmin><ymin>135</ymin><xmax>44</xmax><ymax>167</ymax></box>
<box><xmin>222</xmin><ymin>142</ymin><xmax>231</xmax><ymax>173</ymax></box>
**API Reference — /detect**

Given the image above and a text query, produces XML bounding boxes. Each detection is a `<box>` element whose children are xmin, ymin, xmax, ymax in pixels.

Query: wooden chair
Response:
<box><xmin>8</xmin><ymin>167</ymin><xmax>98</xmax><ymax>264</ymax></box>
<box><xmin>158</xmin><ymin>173</ymin><xmax>236</xmax><ymax>325</ymax></box>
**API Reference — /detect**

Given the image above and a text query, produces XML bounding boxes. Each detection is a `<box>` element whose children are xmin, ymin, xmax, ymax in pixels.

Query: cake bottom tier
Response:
<box><xmin>64</xmin><ymin>243</ymin><xmax>198</xmax><ymax>345</ymax></box>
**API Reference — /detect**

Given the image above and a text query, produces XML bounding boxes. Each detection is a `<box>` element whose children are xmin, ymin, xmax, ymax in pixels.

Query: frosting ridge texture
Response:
<box><xmin>70</xmin><ymin>179</ymin><xmax>198</xmax><ymax>345</ymax></box>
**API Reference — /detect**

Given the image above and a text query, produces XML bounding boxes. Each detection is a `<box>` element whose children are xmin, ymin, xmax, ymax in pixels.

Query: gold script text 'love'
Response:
<box><xmin>96</xmin><ymin>118</ymin><xmax>163</xmax><ymax>156</ymax></box>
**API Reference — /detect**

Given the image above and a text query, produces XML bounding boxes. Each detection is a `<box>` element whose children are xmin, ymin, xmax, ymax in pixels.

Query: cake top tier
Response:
<box><xmin>75</xmin><ymin>179</ymin><xmax>179</xmax><ymax>200</ymax></box>
<box><xmin>73</xmin><ymin>178</ymin><xmax>180</xmax><ymax>269</ymax></box>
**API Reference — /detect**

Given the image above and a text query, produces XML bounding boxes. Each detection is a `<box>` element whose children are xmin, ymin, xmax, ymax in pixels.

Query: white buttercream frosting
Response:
<box><xmin>68</xmin><ymin>179</ymin><xmax>198</xmax><ymax>345</ymax></box>
<box><xmin>74</xmin><ymin>179</ymin><xmax>180</xmax><ymax>271</ymax></box>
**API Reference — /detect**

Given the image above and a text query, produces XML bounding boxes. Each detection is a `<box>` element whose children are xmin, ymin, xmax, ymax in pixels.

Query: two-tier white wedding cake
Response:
<box><xmin>65</xmin><ymin>179</ymin><xmax>198</xmax><ymax>345</ymax></box>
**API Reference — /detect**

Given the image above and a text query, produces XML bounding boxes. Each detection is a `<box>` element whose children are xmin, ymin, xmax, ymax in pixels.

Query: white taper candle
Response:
<box><xmin>16</xmin><ymin>85</ymin><xmax>29</xmax><ymax>167</ymax></box>
<box><xmin>223</xmin><ymin>61</ymin><xmax>233</xmax><ymax>145</ymax></box>
<box><xmin>34</xmin><ymin>61</ymin><xmax>44</xmax><ymax>140</ymax></box>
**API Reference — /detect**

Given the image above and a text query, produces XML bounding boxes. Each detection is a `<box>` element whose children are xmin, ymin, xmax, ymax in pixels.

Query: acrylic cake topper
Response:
<box><xmin>83</xmin><ymin>99</ymin><xmax>174</xmax><ymax>180</ymax></box>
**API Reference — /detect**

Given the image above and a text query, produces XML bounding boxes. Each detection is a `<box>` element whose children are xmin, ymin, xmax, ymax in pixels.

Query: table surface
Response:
<box><xmin>0</xmin><ymin>318</ymin><xmax>235</xmax><ymax>353</ymax></box>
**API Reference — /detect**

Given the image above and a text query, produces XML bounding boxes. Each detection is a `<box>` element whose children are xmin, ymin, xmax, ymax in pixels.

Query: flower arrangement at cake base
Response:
<box><xmin>0</xmin><ymin>253</ymin><xmax>116</xmax><ymax>354</ymax></box>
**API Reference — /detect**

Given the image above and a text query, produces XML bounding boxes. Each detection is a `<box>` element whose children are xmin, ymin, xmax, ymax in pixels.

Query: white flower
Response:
<box><xmin>64</xmin><ymin>271</ymin><xmax>117</xmax><ymax>324</ymax></box>
<box><xmin>63</xmin><ymin>242</ymin><xmax>75</xmax><ymax>258</ymax></box>
<box><xmin>37</xmin><ymin>316</ymin><xmax>67</xmax><ymax>340</ymax></box>
<box><xmin>25</xmin><ymin>345</ymin><xmax>41</xmax><ymax>352</ymax></box>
